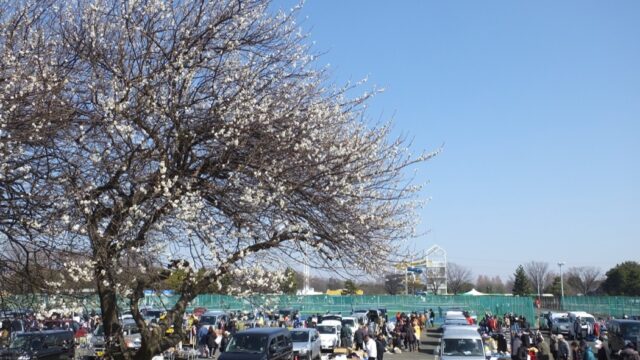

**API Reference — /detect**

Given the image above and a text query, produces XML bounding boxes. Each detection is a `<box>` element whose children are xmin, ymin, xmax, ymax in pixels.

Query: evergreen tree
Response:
<box><xmin>544</xmin><ymin>276</ymin><xmax>563</xmax><ymax>297</ymax></box>
<box><xmin>601</xmin><ymin>261</ymin><xmax>640</xmax><ymax>296</ymax></box>
<box><xmin>512</xmin><ymin>265</ymin><xmax>533</xmax><ymax>296</ymax></box>
<box><xmin>343</xmin><ymin>280</ymin><xmax>358</xmax><ymax>295</ymax></box>
<box><xmin>280</xmin><ymin>267</ymin><xmax>298</xmax><ymax>295</ymax></box>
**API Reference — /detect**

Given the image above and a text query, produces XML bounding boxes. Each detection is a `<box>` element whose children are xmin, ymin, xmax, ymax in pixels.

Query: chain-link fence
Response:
<box><xmin>561</xmin><ymin>296</ymin><xmax>640</xmax><ymax>317</ymax></box>
<box><xmin>6</xmin><ymin>293</ymin><xmax>639</xmax><ymax>322</ymax></box>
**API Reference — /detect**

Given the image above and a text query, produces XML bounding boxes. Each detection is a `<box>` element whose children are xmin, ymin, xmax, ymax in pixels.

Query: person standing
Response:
<box><xmin>354</xmin><ymin>325</ymin><xmax>365</xmax><ymax>351</ymax></box>
<box><xmin>557</xmin><ymin>335</ymin><xmax>571</xmax><ymax>360</ymax></box>
<box><xmin>206</xmin><ymin>326</ymin><xmax>217</xmax><ymax>358</ymax></box>
<box><xmin>549</xmin><ymin>335</ymin><xmax>558</xmax><ymax>360</ymax></box>
<box><xmin>512</xmin><ymin>332</ymin><xmax>523</xmax><ymax>360</ymax></box>
<box><xmin>583</xmin><ymin>343</ymin><xmax>595</xmax><ymax>360</ymax></box>
<box><xmin>516</xmin><ymin>335</ymin><xmax>529</xmax><ymax>360</ymax></box>
<box><xmin>594</xmin><ymin>341</ymin><xmax>608</xmax><ymax>360</ymax></box>
<box><xmin>429</xmin><ymin>309</ymin><xmax>435</xmax><ymax>327</ymax></box>
<box><xmin>198</xmin><ymin>324</ymin><xmax>210</xmax><ymax>357</ymax></box>
<box><xmin>364</xmin><ymin>334</ymin><xmax>378</xmax><ymax>360</ymax></box>
<box><xmin>375</xmin><ymin>334</ymin><xmax>385</xmax><ymax>360</ymax></box>
<box><xmin>571</xmin><ymin>341</ymin><xmax>582</xmax><ymax>360</ymax></box>
<box><xmin>536</xmin><ymin>334</ymin><xmax>554</xmax><ymax>360</ymax></box>
<box><xmin>341</xmin><ymin>324</ymin><xmax>352</xmax><ymax>349</ymax></box>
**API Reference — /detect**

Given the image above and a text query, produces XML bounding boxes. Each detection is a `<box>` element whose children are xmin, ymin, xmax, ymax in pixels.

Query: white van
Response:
<box><xmin>438</xmin><ymin>326</ymin><xmax>486</xmax><ymax>360</ymax></box>
<box><xmin>567</xmin><ymin>311</ymin><xmax>595</xmax><ymax>340</ymax></box>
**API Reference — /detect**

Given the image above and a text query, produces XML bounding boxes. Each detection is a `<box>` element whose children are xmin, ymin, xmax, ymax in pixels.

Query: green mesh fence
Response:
<box><xmin>6</xmin><ymin>294</ymin><xmax>640</xmax><ymax>321</ymax></box>
<box><xmin>561</xmin><ymin>296</ymin><xmax>640</xmax><ymax>317</ymax></box>
<box><xmin>141</xmin><ymin>294</ymin><xmax>536</xmax><ymax>321</ymax></box>
<box><xmin>2</xmin><ymin>293</ymin><xmax>536</xmax><ymax>321</ymax></box>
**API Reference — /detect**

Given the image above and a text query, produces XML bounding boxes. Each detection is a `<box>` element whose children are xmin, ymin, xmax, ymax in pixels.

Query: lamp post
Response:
<box><xmin>558</xmin><ymin>262</ymin><xmax>565</xmax><ymax>307</ymax></box>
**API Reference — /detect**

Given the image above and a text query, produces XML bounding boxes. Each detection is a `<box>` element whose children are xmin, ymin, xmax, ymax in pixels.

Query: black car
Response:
<box><xmin>219</xmin><ymin>327</ymin><xmax>293</xmax><ymax>360</ymax></box>
<box><xmin>607</xmin><ymin>319</ymin><xmax>640</xmax><ymax>353</ymax></box>
<box><xmin>0</xmin><ymin>330</ymin><xmax>75</xmax><ymax>360</ymax></box>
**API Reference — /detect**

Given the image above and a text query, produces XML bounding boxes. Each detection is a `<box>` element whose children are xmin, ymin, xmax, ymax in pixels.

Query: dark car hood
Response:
<box><xmin>0</xmin><ymin>349</ymin><xmax>23</xmax><ymax>359</ymax></box>
<box><xmin>218</xmin><ymin>351</ymin><xmax>266</xmax><ymax>360</ymax></box>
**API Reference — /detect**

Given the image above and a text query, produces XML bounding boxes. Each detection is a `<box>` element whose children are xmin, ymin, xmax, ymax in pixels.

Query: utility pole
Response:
<box><xmin>405</xmin><ymin>269</ymin><xmax>409</xmax><ymax>295</ymax></box>
<box><xmin>558</xmin><ymin>262</ymin><xmax>565</xmax><ymax>308</ymax></box>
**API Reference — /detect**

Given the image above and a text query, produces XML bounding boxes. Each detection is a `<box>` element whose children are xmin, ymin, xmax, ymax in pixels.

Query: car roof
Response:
<box><xmin>290</xmin><ymin>328</ymin><xmax>314</xmax><ymax>332</ymax></box>
<box><xmin>237</xmin><ymin>327</ymin><xmax>290</xmax><ymax>335</ymax></box>
<box><xmin>609</xmin><ymin>319</ymin><xmax>640</xmax><ymax>324</ymax></box>
<box><xmin>16</xmin><ymin>330</ymin><xmax>73</xmax><ymax>336</ymax></box>
<box><xmin>317</xmin><ymin>323</ymin><xmax>339</xmax><ymax>328</ymax></box>
<box><xmin>442</xmin><ymin>328</ymin><xmax>482</xmax><ymax>338</ymax></box>
<box><xmin>202</xmin><ymin>311</ymin><xmax>227</xmax><ymax>315</ymax></box>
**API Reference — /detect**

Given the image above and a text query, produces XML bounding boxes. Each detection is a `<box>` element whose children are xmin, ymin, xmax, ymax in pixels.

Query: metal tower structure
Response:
<box><xmin>424</xmin><ymin>244</ymin><xmax>447</xmax><ymax>295</ymax></box>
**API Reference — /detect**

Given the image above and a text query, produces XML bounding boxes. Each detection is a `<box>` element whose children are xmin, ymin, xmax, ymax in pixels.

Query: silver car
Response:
<box><xmin>552</xmin><ymin>317</ymin><xmax>571</xmax><ymax>335</ymax></box>
<box><xmin>291</xmin><ymin>328</ymin><xmax>321</xmax><ymax>360</ymax></box>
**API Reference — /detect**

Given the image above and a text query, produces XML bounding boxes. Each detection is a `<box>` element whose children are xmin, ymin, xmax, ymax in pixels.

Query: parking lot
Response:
<box><xmin>193</xmin><ymin>329</ymin><xmax>440</xmax><ymax>360</ymax></box>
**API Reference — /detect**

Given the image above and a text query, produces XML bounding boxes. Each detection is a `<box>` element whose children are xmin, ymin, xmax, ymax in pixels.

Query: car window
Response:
<box><xmin>317</xmin><ymin>326</ymin><xmax>336</xmax><ymax>334</ymax></box>
<box><xmin>227</xmin><ymin>334</ymin><xmax>268</xmax><ymax>353</ymax></box>
<box><xmin>290</xmin><ymin>331</ymin><xmax>309</xmax><ymax>342</ymax></box>
<box><xmin>44</xmin><ymin>334</ymin><xmax>58</xmax><ymax>347</ymax></box>
<box><xmin>200</xmin><ymin>315</ymin><xmax>217</xmax><ymax>325</ymax></box>
<box><xmin>442</xmin><ymin>339</ymin><xmax>484</xmax><ymax>356</ymax></box>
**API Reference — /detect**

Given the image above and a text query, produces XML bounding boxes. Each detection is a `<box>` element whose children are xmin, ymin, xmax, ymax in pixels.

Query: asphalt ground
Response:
<box><xmin>192</xmin><ymin>328</ymin><xmax>440</xmax><ymax>360</ymax></box>
<box><xmin>189</xmin><ymin>327</ymin><xmax>606</xmax><ymax>360</ymax></box>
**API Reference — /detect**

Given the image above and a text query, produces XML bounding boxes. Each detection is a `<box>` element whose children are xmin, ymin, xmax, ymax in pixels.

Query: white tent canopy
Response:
<box><xmin>462</xmin><ymin>288</ymin><xmax>487</xmax><ymax>296</ymax></box>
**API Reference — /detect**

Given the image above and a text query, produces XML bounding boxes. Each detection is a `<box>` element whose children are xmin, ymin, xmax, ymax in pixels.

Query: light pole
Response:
<box><xmin>558</xmin><ymin>262</ymin><xmax>565</xmax><ymax>307</ymax></box>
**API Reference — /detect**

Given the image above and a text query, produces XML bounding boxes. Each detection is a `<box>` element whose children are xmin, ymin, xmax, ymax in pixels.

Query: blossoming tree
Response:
<box><xmin>0</xmin><ymin>0</ymin><xmax>433</xmax><ymax>358</ymax></box>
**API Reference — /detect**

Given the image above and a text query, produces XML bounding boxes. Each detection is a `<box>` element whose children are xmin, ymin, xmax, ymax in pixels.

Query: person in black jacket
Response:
<box><xmin>557</xmin><ymin>335</ymin><xmax>570</xmax><ymax>360</ymax></box>
<box><xmin>375</xmin><ymin>334</ymin><xmax>386</xmax><ymax>360</ymax></box>
<box><xmin>594</xmin><ymin>340</ymin><xmax>608</xmax><ymax>360</ymax></box>
<box><xmin>206</xmin><ymin>326</ymin><xmax>217</xmax><ymax>358</ymax></box>
<box><xmin>516</xmin><ymin>336</ymin><xmax>529</xmax><ymax>360</ymax></box>
<box><xmin>354</xmin><ymin>325</ymin><xmax>365</xmax><ymax>351</ymax></box>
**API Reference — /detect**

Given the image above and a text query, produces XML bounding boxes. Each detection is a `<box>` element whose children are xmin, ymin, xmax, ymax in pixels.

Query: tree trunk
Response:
<box><xmin>97</xmin><ymin>272</ymin><xmax>128</xmax><ymax>360</ymax></box>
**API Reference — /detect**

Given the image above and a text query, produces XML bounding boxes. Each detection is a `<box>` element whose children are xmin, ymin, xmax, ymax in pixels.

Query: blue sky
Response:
<box><xmin>273</xmin><ymin>1</ymin><xmax>640</xmax><ymax>279</ymax></box>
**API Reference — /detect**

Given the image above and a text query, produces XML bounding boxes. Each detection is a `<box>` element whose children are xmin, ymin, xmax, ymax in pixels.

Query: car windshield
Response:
<box><xmin>556</xmin><ymin>318</ymin><xmax>569</xmax><ymax>323</ymax></box>
<box><xmin>443</xmin><ymin>339</ymin><xmax>484</xmax><ymax>356</ymax></box>
<box><xmin>291</xmin><ymin>330</ymin><xmax>309</xmax><ymax>342</ymax></box>
<box><xmin>200</xmin><ymin>316</ymin><xmax>217</xmax><ymax>325</ymax></box>
<box><xmin>342</xmin><ymin>319</ymin><xmax>355</xmax><ymax>327</ymax></box>
<box><xmin>144</xmin><ymin>310</ymin><xmax>162</xmax><ymax>318</ymax></box>
<box><xmin>10</xmin><ymin>335</ymin><xmax>43</xmax><ymax>350</ymax></box>
<box><xmin>579</xmin><ymin>317</ymin><xmax>594</xmax><ymax>325</ymax></box>
<box><xmin>317</xmin><ymin>326</ymin><xmax>336</xmax><ymax>334</ymax></box>
<box><xmin>226</xmin><ymin>334</ymin><xmax>268</xmax><ymax>353</ymax></box>
<box><xmin>621</xmin><ymin>323</ymin><xmax>640</xmax><ymax>338</ymax></box>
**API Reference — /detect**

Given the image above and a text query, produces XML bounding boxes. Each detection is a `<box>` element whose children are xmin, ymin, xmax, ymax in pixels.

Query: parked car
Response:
<box><xmin>568</xmin><ymin>311</ymin><xmax>595</xmax><ymax>340</ymax></box>
<box><xmin>438</xmin><ymin>326</ymin><xmax>485</xmax><ymax>360</ymax></box>
<box><xmin>0</xmin><ymin>330</ymin><xmax>75</xmax><ymax>360</ymax></box>
<box><xmin>291</xmin><ymin>328</ymin><xmax>321</xmax><ymax>360</ymax></box>
<box><xmin>318</xmin><ymin>314</ymin><xmax>342</xmax><ymax>324</ymax></box>
<box><xmin>607</xmin><ymin>319</ymin><xmax>640</xmax><ymax>354</ymax></box>
<box><xmin>551</xmin><ymin>316</ymin><xmax>571</xmax><ymax>335</ymax></box>
<box><xmin>317</xmin><ymin>324</ymin><xmax>340</xmax><ymax>351</ymax></box>
<box><xmin>220</xmin><ymin>327</ymin><xmax>293</xmax><ymax>360</ymax></box>
<box><xmin>199</xmin><ymin>310</ymin><xmax>229</xmax><ymax>329</ymax></box>
<box><xmin>87</xmin><ymin>319</ymin><xmax>141</xmax><ymax>359</ymax></box>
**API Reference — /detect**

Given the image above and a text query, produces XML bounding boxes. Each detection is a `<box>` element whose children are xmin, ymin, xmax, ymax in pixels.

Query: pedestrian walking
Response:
<box><xmin>364</xmin><ymin>334</ymin><xmax>378</xmax><ymax>360</ymax></box>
